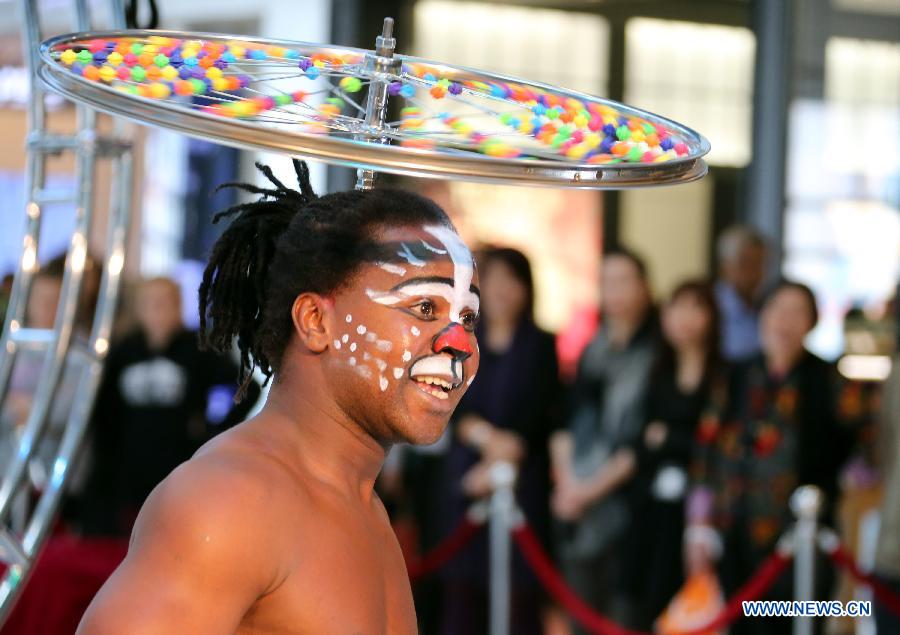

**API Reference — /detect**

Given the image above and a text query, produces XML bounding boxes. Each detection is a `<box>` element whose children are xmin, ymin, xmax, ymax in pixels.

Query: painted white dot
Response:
<box><xmin>357</xmin><ymin>325</ymin><xmax>367</xmax><ymax>335</ymax></box>
<box><xmin>345</xmin><ymin>314</ymin><xmax>352</xmax><ymax>323</ymax></box>
<box><xmin>349</xmin><ymin>342</ymin><xmax>357</xmax><ymax>352</ymax></box>
<box><xmin>365</xmin><ymin>332</ymin><xmax>378</xmax><ymax>343</ymax></box>
<box><xmin>356</xmin><ymin>365</ymin><xmax>372</xmax><ymax>379</ymax></box>
<box><xmin>402</xmin><ymin>350</ymin><xmax>412</xmax><ymax>362</ymax></box>
<box><xmin>411</xmin><ymin>326</ymin><xmax>420</xmax><ymax>337</ymax></box>
<box><xmin>342</xmin><ymin>334</ymin><xmax>349</xmax><ymax>343</ymax></box>
<box><xmin>333</xmin><ymin>339</ymin><xmax>341</xmax><ymax>350</ymax></box>
<box><xmin>363</xmin><ymin>352</ymin><xmax>372</xmax><ymax>361</ymax></box>
<box><xmin>393</xmin><ymin>367</ymin><xmax>405</xmax><ymax>380</ymax></box>
<box><xmin>376</xmin><ymin>339</ymin><xmax>393</xmax><ymax>352</ymax></box>
<box><xmin>348</xmin><ymin>357</ymin><xmax>357</xmax><ymax>366</ymax></box>
<box><xmin>375</xmin><ymin>359</ymin><xmax>387</xmax><ymax>372</ymax></box>
<box><xmin>379</xmin><ymin>376</ymin><xmax>389</xmax><ymax>391</ymax></box>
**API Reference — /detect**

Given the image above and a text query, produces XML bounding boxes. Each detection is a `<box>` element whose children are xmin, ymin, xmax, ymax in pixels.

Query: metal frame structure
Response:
<box><xmin>0</xmin><ymin>0</ymin><xmax>135</xmax><ymax>623</ymax></box>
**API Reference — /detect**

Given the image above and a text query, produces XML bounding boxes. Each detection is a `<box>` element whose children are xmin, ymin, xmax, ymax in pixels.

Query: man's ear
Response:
<box><xmin>290</xmin><ymin>293</ymin><xmax>331</xmax><ymax>354</ymax></box>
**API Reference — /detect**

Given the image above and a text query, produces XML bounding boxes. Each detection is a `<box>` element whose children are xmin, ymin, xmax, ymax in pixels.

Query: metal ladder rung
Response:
<box><xmin>10</xmin><ymin>328</ymin><xmax>54</xmax><ymax>346</ymax></box>
<box><xmin>26</xmin><ymin>133</ymin><xmax>78</xmax><ymax>154</ymax></box>
<box><xmin>0</xmin><ymin>529</ymin><xmax>27</xmax><ymax>568</ymax></box>
<box><xmin>31</xmin><ymin>189</ymin><xmax>78</xmax><ymax>206</ymax></box>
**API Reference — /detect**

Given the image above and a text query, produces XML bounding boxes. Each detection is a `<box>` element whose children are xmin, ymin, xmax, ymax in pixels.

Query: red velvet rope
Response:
<box><xmin>407</xmin><ymin>517</ymin><xmax>483</xmax><ymax>582</ymax></box>
<box><xmin>676</xmin><ymin>548</ymin><xmax>791</xmax><ymax>635</ymax></box>
<box><xmin>512</xmin><ymin>522</ymin><xmax>792</xmax><ymax>635</ymax></box>
<box><xmin>824</xmin><ymin>540</ymin><xmax>900</xmax><ymax>619</ymax></box>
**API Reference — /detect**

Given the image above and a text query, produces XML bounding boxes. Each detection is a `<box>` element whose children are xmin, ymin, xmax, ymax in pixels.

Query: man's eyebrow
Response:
<box><xmin>389</xmin><ymin>276</ymin><xmax>480</xmax><ymax>297</ymax></box>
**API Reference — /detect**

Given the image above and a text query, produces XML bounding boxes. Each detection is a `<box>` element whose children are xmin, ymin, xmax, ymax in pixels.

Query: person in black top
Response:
<box><xmin>440</xmin><ymin>247</ymin><xmax>561</xmax><ymax>635</ymax></box>
<box><xmin>624</xmin><ymin>280</ymin><xmax>723</xmax><ymax>629</ymax></box>
<box><xmin>81</xmin><ymin>277</ymin><xmax>258</xmax><ymax>536</ymax></box>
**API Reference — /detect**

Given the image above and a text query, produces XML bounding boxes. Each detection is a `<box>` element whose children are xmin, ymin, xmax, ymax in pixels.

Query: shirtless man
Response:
<box><xmin>77</xmin><ymin>161</ymin><xmax>480</xmax><ymax>634</ymax></box>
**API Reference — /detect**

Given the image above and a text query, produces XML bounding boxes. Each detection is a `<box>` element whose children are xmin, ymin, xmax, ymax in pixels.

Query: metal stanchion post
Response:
<box><xmin>790</xmin><ymin>485</ymin><xmax>823</xmax><ymax>635</ymax></box>
<box><xmin>489</xmin><ymin>461</ymin><xmax>517</xmax><ymax>635</ymax></box>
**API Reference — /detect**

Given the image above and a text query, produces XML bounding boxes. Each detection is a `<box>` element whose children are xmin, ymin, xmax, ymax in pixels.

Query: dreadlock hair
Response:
<box><xmin>199</xmin><ymin>160</ymin><xmax>452</xmax><ymax>400</ymax></box>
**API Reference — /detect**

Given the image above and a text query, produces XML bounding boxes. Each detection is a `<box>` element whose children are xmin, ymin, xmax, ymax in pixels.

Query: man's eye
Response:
<box><xmin>414</xmin><ymin>300</ymin><xmax>436</xmax><ymax>318</ymax></box>
<box><xmin>461</xmin><ymin>312</ymin><xmax>480</xmax><ymax>331</ymax></box>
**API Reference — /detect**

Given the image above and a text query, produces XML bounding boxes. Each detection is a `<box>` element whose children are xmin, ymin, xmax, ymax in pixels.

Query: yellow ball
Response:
<box><xmin>107</xmin><ymin>51</ymin><xmax>123</xmax><ymax>66</ymax></box>
<box><xmin>161</xmin><ymin>65</ymin><xmax>178</xmax><ymax>81</ymax></box>
<box><xmin>60</xmin><ymin>49</ymin><xmax>77</xmax><ymax>65</ymax></box>
<box><xmin>230</xmin><ymin>45</ymin><xmax>245</xmax><ymax>59</ymax></box>
<box><xmin>149</xmin><ymin>82</ymin><xmax>171</xmax><ymax>99</ymax></box>
<box><xmin>212</xmin><ymin>78</ymin><xmax>228</xmax><ymax>91</ymax></box>
<box><xmin>206</xmin><ymin>67</ymin><xmax>222</xmax><ymax>80</ymax></box>
<box><xmin>99</xmin><ymin>65</ymin><xmax>116</xmax><ymax>83</ymax></box>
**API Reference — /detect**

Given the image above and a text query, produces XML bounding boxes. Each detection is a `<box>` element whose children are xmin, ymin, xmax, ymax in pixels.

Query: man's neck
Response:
<box><xmin>264</xmin><ymin>379</ymin><xmax>385</xmax><ymax>504</ymax></box>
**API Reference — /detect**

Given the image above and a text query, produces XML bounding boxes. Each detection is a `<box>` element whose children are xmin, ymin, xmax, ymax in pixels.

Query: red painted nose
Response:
<box><xmin>432</xmin><ymin>323</ymin><xmax>473</xmax><ymax>360</ymax></box>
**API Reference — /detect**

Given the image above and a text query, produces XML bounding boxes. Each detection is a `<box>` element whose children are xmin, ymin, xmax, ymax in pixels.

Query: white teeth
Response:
<box><xmin>414</xmin><ymin>376</ymin><xmax>452</xmax><ymax>390</ymax></box>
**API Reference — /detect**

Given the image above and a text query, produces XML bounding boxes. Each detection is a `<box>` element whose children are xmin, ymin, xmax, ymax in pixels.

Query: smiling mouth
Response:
<box><xmin>409</xmin><ymin>355</ymin><xmax>464</xmax><ymax>401</ymax></box>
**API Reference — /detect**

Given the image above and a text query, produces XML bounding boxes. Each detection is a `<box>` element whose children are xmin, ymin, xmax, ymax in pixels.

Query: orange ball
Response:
<box><xmin>199</xmin><ymin>56</ymin><xmax>214</xmax><ymax>69</ymax></box>
<box><xmin>82</xmin><ymin>65</ymin><xmax>100</xmax><ymax>81</ymax></box>
<box><xmin>145</xmin><ymin>65</ymin><xmax>161</xmax><ymax>80</ymax></box>
<box><xmin>138</xmin><ymin>52</ymin><xmax>154</xmax><ymax>68</ymax></box>
<box><xmin>174</xmin><ymin>80</ymin><xmax>194</xmax><ymax>96</ymax></box>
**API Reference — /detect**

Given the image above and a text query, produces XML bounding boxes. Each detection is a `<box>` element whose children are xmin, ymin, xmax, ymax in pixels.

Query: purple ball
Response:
<box><xmin>192</xmin><ymin>67</ymin><xmax>206</xmax><ymax>80</ymax></box>
<box><xmin>298</xmin><ymin>58</ymin><xmax>312</xmax><ymax>71</ymax></box>
<box><xmin>449</xmin><ymin>82</ymin><xmax>463</xmax><ymax>95</ymax></box>
<box><xmin>388</xmin><ymin>81</ymin><xmax>403</xmax><ymax>96</ymax></box>
<box><xmin>178</xmin><ymin>66</ymin><xmax>193</xmax><ymax>80</ymax></box>
<box><xmin>214</xmin><ymin>59</ymin><xmax>228</xmax><ymax>70</ymax></box>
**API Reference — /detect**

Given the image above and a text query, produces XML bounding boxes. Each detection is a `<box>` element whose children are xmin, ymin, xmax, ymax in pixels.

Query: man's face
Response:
<box><xmin>324</xmin><ymin>225</ymin><xmax>481</xmax><ymax>446</ymax></box>
<box><xmin>723</xmin><ymin>244</ymin><xmax>766</xmax><ymax>299</ymax></box>
<box><xmin>136</xmin><ymin>281</ymin><xmax>183</xmax><ymax>344</ymax></box>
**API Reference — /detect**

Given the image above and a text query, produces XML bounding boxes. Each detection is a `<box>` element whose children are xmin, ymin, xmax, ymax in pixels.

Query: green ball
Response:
<box><xmin>154</xmin><ymin>54</ymin><xmax>169</xmax><ymax>67</ymax></box>
<box><xmin>642</xmin><ymin>122</ymin><xmax>655</xmax><ymax>135</ymax></box>
<box><xmin>190</xmin><ymin>78</ymin><xmax>207</xmax><ymax>95</ymax></box>
<box><xmin>627</xmin><ymin>147</ymin><xmax>642</xmax><ymax>162</ymax></box>
<box><xmin>274</xmin><ymin>93</ymin><xmax>292</xmax><ymax>106</ymax></box>
<box><xmin>130</xmin><ymin>66</ymin><xmax>146</xmax><ymax>82</ymax></box>
<box><xmin>131</xmin><ymin>42</ymin><xmax>143</xmax><ymax>55</ymax></box>
<box><xmin>616</xmin><ymin>125</ymin><xmax>631</xmax><ymax>141</ymax></box>
<box><xmin>76</xmin><ymin>50</ymin><xmax>93</xmax><ymax>64</ymax></box>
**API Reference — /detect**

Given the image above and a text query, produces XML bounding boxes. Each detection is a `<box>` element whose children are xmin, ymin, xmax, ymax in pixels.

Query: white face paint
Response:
<box><xmin>333</xmin><ymin>339</ymin><xmax>342</xmax><ymax>350</ymax></box>
<box><xmin>349</xmin><ymin>342</ymin><xmax>357</xmax><ymax>352</ymax></box>
<box><xmin>424</xmin><ymin>225</ymin><xmax>478</xmax><ymax>324</ymax></box>
<box><xmin>365</xmin><ymin>332</ymin><xmax>378</xmax><ymax>343</ymax></box>
<box><xmin>357</xmin><ymin>325</ymin><xmax>367</xmax><ymax>335</ymax></box>
<box><xmin>397</xmin><ymin>243</ymin><xmax>426</xmax><ymax>267</ymax></box>
<box><xmin>376</xmin><ymin>339</ymin><xmax>393</xmax><ymax>352</ymax></box>
<box><xmin>342</xmin><ymin>334</ymin><xmax>349</xmax><ymax>344</ymax></box>
<box><xmin>393</xmin><ymin>367</ymin><xmax>405</xmax><ymax>379</ymax></box>
<box><xmin>421</xmin><ymin>240</ymin><xmax>447</xmax><ymax>255</ymax></box>
<box><xmin>345</xmin><ymin>314</ymin><xmax>352</xmax><ymax>323</ymax></box>
<box><xmin>378</xmin><ymin>262</ymin><xmax>407</xmax><ymax>276</ymax></box>
<box><xmin>402</xmin><ymin>350</ymin><xmax>412</xmax><ymax>362</ymax></box>
<box><xmin>411</xmin><ymin>326</ymin><xmax>420</xmax><ymax>337</ymax></box>
<box><xmin>379</xmin><ymin>376</ymin><xmax>389</xmax><ymax>391</ymax></box>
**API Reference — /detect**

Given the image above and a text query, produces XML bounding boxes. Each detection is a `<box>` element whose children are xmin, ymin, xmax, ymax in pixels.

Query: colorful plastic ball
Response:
<box><xmin>149</xmin><ymin>82</ymin><xmax>171</xmax><ymax>99</ymax></box>
<box><xmin>212</xmin><ymin>78</ymin><xmax>228</xmax><ymax>91</ymax></box>
<box><xmin>188</xmin><ymin>78</ymin><xmax>206</xmax><ymax>95</ymax></box>
<box><xmin>106</xmin><ymin>51</ymin><xmax>123</xmax><ymax>66</ymax></box>
<box><xmin>237</xmin><ymin>74</ymin><xmax>251</xmax><ymax>88</ymax></box>
<box><xmin>97</xmin><ymin>65</ymin><xmax>115</xmax><ymax>82</ymax></box>
<box><xmin>304</xmin><ymin>66</ymin><xmax>320</xmax><ymax>79</ymax></box>
<box><xmin>76</xmin><ymin>50</ymin><xmax>93</xmax><ymax>65</ymax></box>
<box><xmin>93</xmin><ymin>51</ymin><xmax>108</xmax><ymax>64</ymax></box>
<box><xmin>174</xmin><ymin>80</ymin><xmax>194</xmax><ymax>96</ymax></box>
<box><xmin>220</xmin><ymin>51</ymin><xmax>236</xmax><ymax>64</ymax></box>
<box><xmin>249</xmin><ymin>49</ymin><xmax>267</xmax><ymax>60</ymax></box>
<box><xmin>449</xmin><ymin>82</ymin><xmax>463</xmax><ymax>95</ymax></box>
<box><xmin>283</xmin><ymin>49</ymin><xmax>299</xmax><ymax>60</ymax></box>
<box><xmin>145</xmin><ymin>65</ymin><xmax>161</xmax><ymax>80</ymax></box>
<box><xmin>339</xmin><ymin>76</ymin><xmax>362</xmax><ymax>93</ymax></box>
<box><xmin>274</xmin><ymin>93</ymin><xmax>292</xmax><ymax>106</ymax></box>
<box><xmin>87</xmin><ymin>40</ymin><xmax>106</xmax><ymax>53</ymax></box>
<box><xmin>291</xmin><ymin>90</ymin><xmax>307</xmax><ymax>102</ymax></box>
<box><xmin>206</xmin><ymin>67</ymin><xmax>222</xmax><ymax>80</ymax></box>
<box><xmin>660</xmin><ymin>137</ymin><xmax>675</xmax><ymax>151</ymax></box>
<box><xmin>169</xmin><ymin>52</ymin><xmax>183</xmax><ymax>67</ymax></box>
<box><xmin>214</xmin><ymin>59</ymin><xmax>228</xmax><ymax>70</ymax></box>
<box><xmin>115</xmin><ymin>66</ymin><xmax>130</xmax><ymax>80</ymax></box>
<box><xmin>82</xmin><ymin>65</ymin><xmax>100</xmax><ymax>81</ymax></box>
<box><xmin>626</xmin><ymin>147</ymin><xmax>643</xmax><ymax>162</ymax></box>
<box><xmin>177</xmin><ymin>66</ymin><xmax>192</xmax><ymax>80</ymax></box>
<box><xmin>184</xmin><ymin>56</ymin><xmax>198</xmax><ymax>67</ymax></box>
<box><xmin>70</xmin><ymin>62</ymin><xmax>84</xmax><ymax>75</ymax></box>
<box><xmin>388</xmin><ymin>81</ymin><xmax>403</xmax><ymax>96</ymax></box>
<box><xmin>130</xmin><ymin>42</ymin><xmax>143</xmax><ymax>56</ymax></box>
<box><xmin>130</xmin><ymin>66</ymin><xmax>146</xmax><ymax>82</ymax></box>
<box><xmin>400</xmin><ymin>84</ymin><xmax>415</xmax><ymax>98</ymax></box>
<box><xmin>161</xmin><ymin>65</ymin><xmax>178</xmax><ymax>81</ymax></box>
<box><xmin>430</xmin><ymin>85</ymin><xmax>447</xmax><ymax>99</ymax></box>
<box><xmin>153</xmin><ymin>53</ymin><xmax>169</xmax><ymax>67</ymax></box>
<box><xmin>615</xmin><ymin>125</ymin><xmax>631</xmax><ymax>141</ymax></box>
<box><xmin>60</xmin><ymin>49</ymin><xmax>77</xmax><ymax>65</ymax></box>
<box><xmin>298</xmin><ymin>58</ymin><xmax>312</xmax><ymax>71</ymax></box>
<box><xmin>674</xmin><ymin>142</ymin><xmax>689</xmax><ymax>155</ymax></box>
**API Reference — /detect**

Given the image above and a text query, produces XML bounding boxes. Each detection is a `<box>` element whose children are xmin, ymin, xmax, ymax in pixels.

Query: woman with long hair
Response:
<box><xmin>625</xmin><ymin>280</ymin><xmax>724</xmax><ymax>628</ymax></box>
<box><xmin>440</xmin><ymin>246</ymin><xmax>561</xmax><ymax>635</ymax></box>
